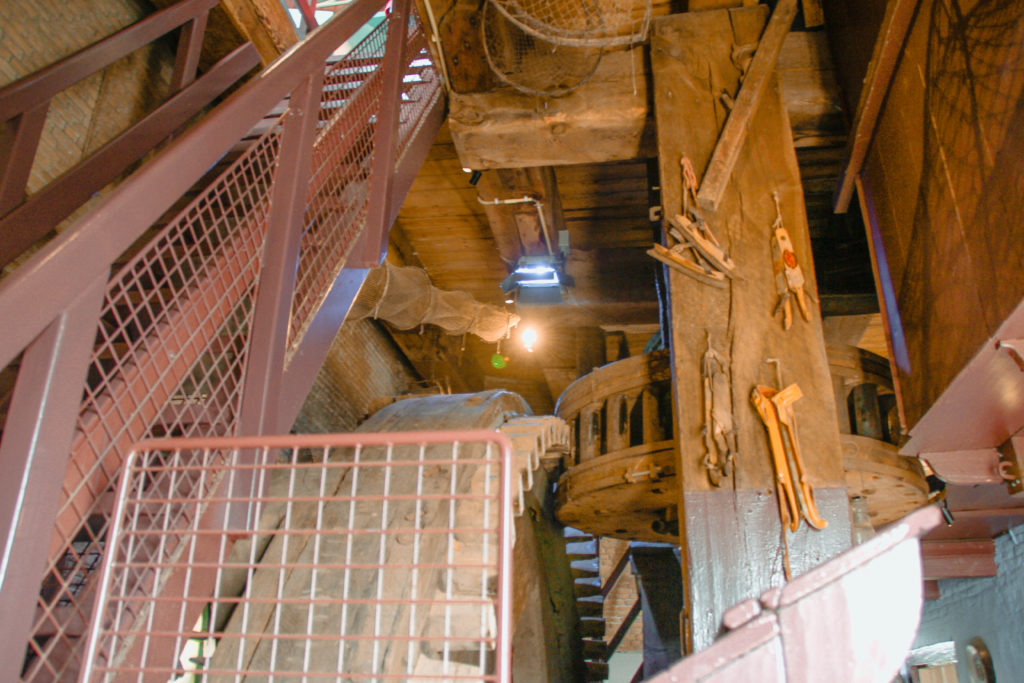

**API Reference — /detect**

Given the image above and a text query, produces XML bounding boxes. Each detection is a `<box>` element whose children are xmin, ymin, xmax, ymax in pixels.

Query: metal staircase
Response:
<box><xmin>0</xmin><ymin>1</ymin><xmax>442</xmax><ymax>679</ymax></box>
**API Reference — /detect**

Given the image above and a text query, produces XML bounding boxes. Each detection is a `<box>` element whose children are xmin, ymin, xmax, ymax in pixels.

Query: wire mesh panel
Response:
<box><xmin>83</xmin><ymin>431</ymin><xmax>514</xmax><ymax>682</ymax></box>
<box><xmin>15</xmin><ymin>3</ymin><xmax>441</xmax><ymax>679</ymax></box>
<box><xmin>290</xmin><ymin>7</ymin><xmax>440</xmax><ymax>349</ymax></box>
<box><xmin>289</xmin><ymin>18</ymin><xmax>389</xmax><ymax>347</ymax></box>
<box><xmin>394</xmin><ymin>16</ymin><xmax>441</xmax><ymax>161</ymax></box>
<box><xmin>23</xmin><ymin>127</ymin><xmax>284</xmax><ymax>682</ymax></box>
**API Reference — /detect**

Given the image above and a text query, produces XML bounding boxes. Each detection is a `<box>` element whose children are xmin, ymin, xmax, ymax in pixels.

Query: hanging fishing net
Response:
<box><xmin>349</xmin><ymin>262</ymin><xmax>519</xmax><ymax>343</ymax></box>
<box><xmin>489</xmin><ymin>0</ymin><xmax>652</xmax><ymax>48</ymax></box>
<box><xmin>482</xmin><ymin>0</ymin><xmax>603</xmax><ymax>97</ymax></box>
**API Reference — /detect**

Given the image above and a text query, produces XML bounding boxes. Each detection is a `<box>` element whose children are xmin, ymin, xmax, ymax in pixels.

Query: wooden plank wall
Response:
<box><xmin>651</xmin><ymin>6</ymin><xmax>850</xmax><ymax>651</ymax></box>
<box><xmin>857</xmin><ymin>0</ymin><xmax>1024</xmax><ymax>428</ymax></box>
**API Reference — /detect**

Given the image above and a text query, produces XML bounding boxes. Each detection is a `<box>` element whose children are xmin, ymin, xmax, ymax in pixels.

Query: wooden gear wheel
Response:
<box><xmin>842</xmin><ymin>434</ymin><xmax>929</xmax><ymax>526</ymax></box>
<box><xmin>556</xmin><ymin>440</ymin><xmax>678</xmax><ymax>542</ymax></box>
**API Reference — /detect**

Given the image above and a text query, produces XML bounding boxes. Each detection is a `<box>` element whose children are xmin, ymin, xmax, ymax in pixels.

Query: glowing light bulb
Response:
<box><xmin>521</xmin><ymin>326</ymin><xmax>538</xmax><ymax>352</ymax></box>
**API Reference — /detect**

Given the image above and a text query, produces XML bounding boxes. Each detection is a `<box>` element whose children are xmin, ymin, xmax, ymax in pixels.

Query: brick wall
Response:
<box><xmin>0</xmin><ymin>0</ymin><xmax>176</xmax><ymax>271</ymax></box>
<box><xmin>914</xmin><ymin>527</ymin><xmax>1024</xmax><ymax>680</ymax></box>
<box><xmin>601</xmin><ymin>538</ymin><xmax>644</xmax><ymax>652</ymax></box>
<box><xmin>293</xmin><ymin>319</ymin><xmax>419</xmax><ymax>433</ymax></box>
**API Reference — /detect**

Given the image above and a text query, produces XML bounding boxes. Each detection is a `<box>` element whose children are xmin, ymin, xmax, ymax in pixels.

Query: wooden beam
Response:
<box><xmin>802</xmin><ymin>0</ymin><xmax>825</xmax><ymax>28</ymax></box>
<box><xmin>219</xmin><ymin>0</ymin><xmax>299</xmax><ymax>65</ymax></box>
<box><xmin>652</xmin><ymin>6</ymin><xmax>849</xmax><ymax>651</ymax></box>
<box><xmin>448</xmin><ymin>48</ymin><xmax>654</xmax><ymax>169</ymax></box>
<box><xmin>696</xmin><ymin>0</ymin><xmax>798</xmax><ymax>214</ymax></box>
<box><xmin>833</xmin><ymin>0</ymin><xmax>919</xmax><ymax>212</ymax></box>
<box><xmin>476</xmin><ymin>167</ymin><xmax>565</xmax><ymax>263</ymax></box>
<box><xmin>921</xmin><ymin>540</ymin><xmax>997</xmax><ymax>580</ymax></box>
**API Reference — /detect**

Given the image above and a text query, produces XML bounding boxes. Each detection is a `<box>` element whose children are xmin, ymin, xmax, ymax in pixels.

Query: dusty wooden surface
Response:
<box><xmin>696</xmin><ymin>0</ymin><xmax>798</xmax><ymax>214</ymax></box>
<box><xmin>449</xmin><ymin>47</ymin><xmax>656</xmax><ymax>169</ymax></box>
<box><xmin>212</xmin><ymin>391</ymin><xmax>584</xmax><ymax>680</ymax></box>
<box><xmin>651</xmin><ymin>6</ymin><xmax>849</xmax><ymax>650</ymax></box>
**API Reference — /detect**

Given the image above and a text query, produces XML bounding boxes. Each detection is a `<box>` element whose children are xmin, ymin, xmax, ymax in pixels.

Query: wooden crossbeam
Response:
<box><xmin>696</xmin><ymin>0</ymin><xmax>798</xmax><ymax>214</ymax></box>
<box><xmin>832</xmin><ymin>0</ymin><xmax>919</xmax><ymax>212</ymax></box>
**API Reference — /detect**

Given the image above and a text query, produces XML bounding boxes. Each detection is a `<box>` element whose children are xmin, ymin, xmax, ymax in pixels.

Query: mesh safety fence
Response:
<box><xmin>20</xmin><ymin>5</ymin><xmax>440</xmax><ymax>680</ymax></box>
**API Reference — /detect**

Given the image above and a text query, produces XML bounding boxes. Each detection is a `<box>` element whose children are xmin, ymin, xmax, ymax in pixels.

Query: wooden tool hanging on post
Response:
<box><xmin>770</xmin><ymin>191</ymin><xmax>813</xmax><ymax>330</ymax></box>
<box><xmin>751</xmin><ymin>359</ymin><xmax>828</xmax><ymax>531</ymax></box>
<box><xmin>701</xmin><ymin>331</ymin><xmax>738</xmax><ymax>486</ymax></box>
<box><xmin>647</xmin><ymin>157</ymin><xmax>735</xmax><ymax>287</ymax></box>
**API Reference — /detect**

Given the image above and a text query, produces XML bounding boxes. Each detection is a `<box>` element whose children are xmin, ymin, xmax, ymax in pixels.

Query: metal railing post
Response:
<box><xmin>0</xmin><ymin>103</ymin><xmax>48</xmax><ymax>215</ymax></box>
<box><xmin>351</xmin><ymin>0</ymin><xmax>411</xmax><ymax>267</ymax></box>
<box><xmin>237</xmin><ymin>72</ymin><xmax>325</xmax><ymax>438</ymax></box>
<box><xmin>0</xmin><ymin>274</ymin><xmax>106</xmax><ymax>678</ymax></box>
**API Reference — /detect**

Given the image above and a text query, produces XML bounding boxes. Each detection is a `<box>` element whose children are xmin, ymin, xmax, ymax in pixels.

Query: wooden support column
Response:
<box><xmin>651</xmin><ymin>6</ymin><xmax>849</xmax><ymax>652</ymax></box>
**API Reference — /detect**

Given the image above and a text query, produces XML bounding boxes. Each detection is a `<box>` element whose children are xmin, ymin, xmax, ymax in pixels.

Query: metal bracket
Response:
<box><xmin>997</xmin><ymin>433</ymin><xmax>1024</xmax><ymax>496</ymax></box>
<box><xmin>996</xmin><ymin>339</ymin><xmax>1024</xmax><ymax>372</ymax></box>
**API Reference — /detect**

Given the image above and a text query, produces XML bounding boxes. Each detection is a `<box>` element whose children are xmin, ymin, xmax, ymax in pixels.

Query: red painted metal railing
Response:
<box><xmin>81</xmin><ymin>431</ymin><xmax>514</xmax><ymax>681</ymax></box>
<box><xmin>0</xmin><ymin>0</ymin><xmax>443</xmax><ymax>679</ymax></box>
<box><xmin>0</xmin><ymin>0</ymin><xmax>261</xmax><ymax>268</ymax></box>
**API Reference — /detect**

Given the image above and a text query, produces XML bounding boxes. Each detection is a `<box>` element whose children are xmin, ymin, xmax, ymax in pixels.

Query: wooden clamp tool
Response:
<box><xmin>751</xmin><ymin>359</ymin><xmax>828</xmax><ymax>531</ymax></box>
<box><xmin>771</xmin><ymin>383</ymin><xmax>828</xmax><ymax>529</ymax></box>
<box><xmin>647</xmin><ymin>157</ymin><xmax>735</xmax><ymax>288</ymax></box>
<box><xmin>752</xmin><ymin>386</ymin><xmax>801</xmax><ymax>531</ymax></box>
<box><xmin>770</xmin><ymin>191</ymin><xmax>813</xmax><ymax>330</ymax></box>
<box><xmin>701</xmin><ymin>331</ymin><xmax>737</xmax><ymax>487</ymax></box>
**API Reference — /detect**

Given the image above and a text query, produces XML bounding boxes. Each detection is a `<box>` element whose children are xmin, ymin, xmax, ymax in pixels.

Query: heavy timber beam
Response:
<box><xmin>652</xmin><ymin>7</ymin><xmax>849</xmax><ymax>652</ymax></box>
<box><xmin>448</xmin><ymin>49</ymin><xmax>654</xmax><ymax>169</ymax></box>
<box><xmin>696</xmin><ymin>0</ymin><xmax>798</xmax><ymax>214</ymax></box>
<box><xmin>476</xmin><ymin>167</ymin><xmax>564</xmax><ymax>263</ymax></box>
<box><xmin>832</xmin><ymin>0</ymin><xmax>918</xmax><ymax>212</ymax></box>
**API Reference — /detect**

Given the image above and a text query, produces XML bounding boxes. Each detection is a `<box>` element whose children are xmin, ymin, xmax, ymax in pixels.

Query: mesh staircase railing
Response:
<box><xmin>80</xmin><ymin>431</ymin><xmax>514</xmax><ymax>681</ymax></box>
<box><xmin>0</xmin><ymin>0</ymin><xmax>443</xmax><ymax>679</ymax></box>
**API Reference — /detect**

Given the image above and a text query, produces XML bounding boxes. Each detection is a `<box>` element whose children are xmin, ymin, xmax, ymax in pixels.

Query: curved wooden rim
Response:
<box><xmin>555</xmin><ymin>349</ymin><xmax>671</xmax><ymax>418</ymax></box>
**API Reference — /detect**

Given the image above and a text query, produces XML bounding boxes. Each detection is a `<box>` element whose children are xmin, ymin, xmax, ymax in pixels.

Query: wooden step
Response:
<box><xmin>585</xmin><ymin>658</ymin><xmax>610</xmax><ymax>681</ymax></box>
<box><xmin>576</xmin><ymin>598</ymin><xmax>604</xmax><ymax>618</ymax></box>
<box><xmin>582</xmin><ymin>638</ymin><xmax>607</xmax><ymax>661</ymax></box>
<box><xmin>572</xmin><ymin>581</ymin><xmax>602</xmax><ymax>598</ymax></box>
<box><xmin>566</xmin><ymin>539</ymin><xmax>598</xmax><ymax>556</ymax></box>
<box><xmin>571</xmin><ymin>556</ymin><xmax>600</xmax><ymax>572</ymax></box>
<box><xmin>579</xmin><ymin>617</ymin><xmax>605</xmax><ymax>639</ymax></box>
<box><xmin>563</xmin><ymin>526</ymin><xmax>593</xmax><ymax>540</ymax></box>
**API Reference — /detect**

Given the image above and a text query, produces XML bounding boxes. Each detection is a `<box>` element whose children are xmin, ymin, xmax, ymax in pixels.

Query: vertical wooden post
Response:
<box><xmin>0</xmin><ymin>275</ymin><xmax>106</xmax><ymax>680</ymax></box>
<box><xmin>651</xmin><ymin>7</ymin><xmax>850</xmax><ymax>652</ymax></box>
